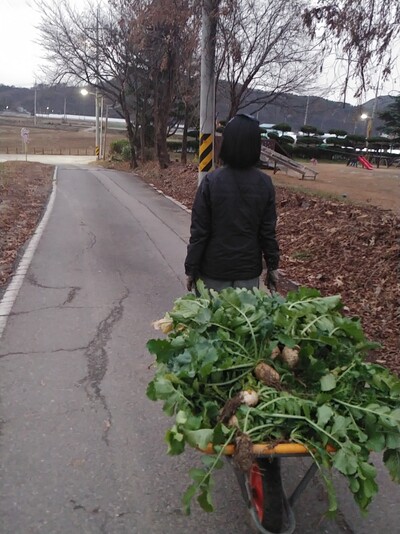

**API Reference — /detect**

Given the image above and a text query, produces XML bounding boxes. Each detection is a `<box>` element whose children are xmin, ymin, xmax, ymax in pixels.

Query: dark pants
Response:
<box><xmin>199</xmin><ymin>275</ymin><xmax>259</xmax><ymax>292</ymax></box>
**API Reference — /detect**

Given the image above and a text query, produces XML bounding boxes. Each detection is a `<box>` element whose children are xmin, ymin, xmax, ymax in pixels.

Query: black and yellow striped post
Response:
<box><xmin>199</xmin><ymin>133</ymin><xmax>213</xmax><ymax>174</ymax></box>
<box><xmin>95</xmin><ymin>146</ymin><xmax>100</xmax><ymax>157</ymax></box>
<box><xmin>198</xmin><ymin>0</ymin><xmax>219</xmax><ymax>184</ymax></box>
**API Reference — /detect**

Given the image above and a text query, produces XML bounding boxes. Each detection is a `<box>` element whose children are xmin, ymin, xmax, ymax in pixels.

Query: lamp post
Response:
<box><xmin>81</xmin><ymin>88</ymin><xmax>102</xmax><ymax>159</ymax></box>
<box><xmin>102</xmin><ymin>104</ymin><xmax>114</xmax><ymax>160</ymax></box>
<box><xmin>303</xmin><ymin>95</ymin><xmax>310</xmax><ymax>126</ymax></box>
<box><xmin>361</xmin><ymin>112</ymin><xmax>372</xmax><ymax>150</ymax></box>
<box><xmin>361</xmin><ymin>113</ymin><xmax>372</xmax><ymax>136</ymax></box>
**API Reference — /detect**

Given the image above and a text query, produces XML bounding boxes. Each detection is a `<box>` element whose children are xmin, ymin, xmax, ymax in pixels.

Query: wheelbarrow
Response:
<box><xmin>202</xmin><ymin>442</ymin><xmax>335</xmax><ymax>534</ymax></box>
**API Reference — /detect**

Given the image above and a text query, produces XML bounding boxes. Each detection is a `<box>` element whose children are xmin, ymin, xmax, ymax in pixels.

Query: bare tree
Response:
<box><xmin>216</xmin><ymin>0</ymin><xmax>321</xmax><ymax>119</ymax></box>
<box><xmin>35</xmin><ymin>0</ymin><xmax>201</xmax><ymax>169</ymax></box>
<box><xmin>35</xmin><ymin>0</ymin><xmax>140</xmax><ymax>167</ymax></box>
<box><xmin>303</xmin><ymin>0</ymin><xmax>400</xmax><ymax>99</ymax></box>
<box><xmin>124</xmin><ymin>0</ymin><xmax>200</xmax><ymax>168</ymax></box>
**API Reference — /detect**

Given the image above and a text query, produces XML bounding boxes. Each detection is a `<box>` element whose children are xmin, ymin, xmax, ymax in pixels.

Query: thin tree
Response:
<box><xmin>35</xmin><ymin>0</ymin><xmax>140</xmax><ymax>167</ymax></box>
<box><xmin>303</xmin><ymin>0</ymin><xmax>400</xmax><ymax>99</ymax></box>
<box><xmin>216</xmin><ymin>0</ymin><xmax>322</xmax><ymax>119</ymax></box>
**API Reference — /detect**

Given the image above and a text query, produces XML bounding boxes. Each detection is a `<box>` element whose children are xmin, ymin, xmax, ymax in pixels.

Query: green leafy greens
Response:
<box><xmin>146</xmin><ymin>283</ymin><xmax>400</xmax><ymax>515</ymax></box>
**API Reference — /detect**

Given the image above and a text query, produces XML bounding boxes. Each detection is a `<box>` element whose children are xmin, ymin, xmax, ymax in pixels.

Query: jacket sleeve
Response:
<box><xmin>259</xmin><ymin>182</ymin><xmax>280</xmax><ymax>271</ymax></box>
<box><xmin>184</xmin><ymin>177</ymin><xmax>211</xmax><ymax>277</ymax></box>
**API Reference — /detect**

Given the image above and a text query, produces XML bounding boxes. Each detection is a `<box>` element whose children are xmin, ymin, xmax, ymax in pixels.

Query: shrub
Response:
<box><xmin>167</xmin><ymin>139</ymin><xmax>199</xmax><ymax>153</ymax></box>
<box><xmin>110</xmin><ymin>139</ymin><xmax>130</xmax><ymax>155</ymax></box>
<box><xmin>121</xmin><ymin>144</ymin><xmax>132</xmax><ymax>161</ymax></box>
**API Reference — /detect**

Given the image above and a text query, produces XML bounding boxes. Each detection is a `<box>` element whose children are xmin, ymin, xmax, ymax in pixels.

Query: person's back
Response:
<box><xmin>185</xmin><ymin>114</ymin><xmax>280</xmax><ymax>292</ymax></box>
<box><xmin>194</xmin><ymin>165</ymin><xmax>277</xmax><ymax>281</ymax></box>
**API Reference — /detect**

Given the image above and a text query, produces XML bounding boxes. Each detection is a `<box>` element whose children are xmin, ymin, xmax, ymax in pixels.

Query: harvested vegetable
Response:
<box><xmin>241</xmin><ymin>389</ymin><xmax>259</xmax><ymax>407</ymax></box>
<box><xmin>233</xmin><ymin>431</ymin><xmax>254</xmax><ymax>471</ymax></box>
<box><xmin>281</xmin><ymin>345</ymin><xmax>300</xmax><ymax>368</ymax></box>
<box><xmin>152</xmin><ymin>315</ymin><xmax>174</xmax><ymax>334</ymax></box>
<box><xmin>254</xmin><ymin>362</ymin><xmax>281</xmax><ymax>386</ymax></box>
<box><xmin>146</xmin><ymin>283</ymin><xmax>400</xmax><ymax>515</ymax></box>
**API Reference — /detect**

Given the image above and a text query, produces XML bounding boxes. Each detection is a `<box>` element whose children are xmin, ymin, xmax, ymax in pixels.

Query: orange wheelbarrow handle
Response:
<box><xmin>201</xmin><ymin>442</ymin><xmax>336</xmax><ymax>456</ymax></box>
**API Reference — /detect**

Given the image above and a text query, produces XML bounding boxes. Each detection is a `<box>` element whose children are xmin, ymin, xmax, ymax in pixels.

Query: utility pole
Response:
<box><xmin>95</xmin><ymin>6</ymin><xmax>100</xmax><ymax>159</ymax></box>
<box><xmin>34</xmin><ymin>84</ymin><xmax>37</xmax><ymax>126</ymax></box>
<box><xmin>103</xmin><ymin>104</ymin><xmax>110</xmax><ymax>160</ymax></box>
<box><xmin>95</xmin><ymin>89</ymin><xmax>100</xmax><ymax>158</ymax></box>
<box><xmin>198</xmin><ymin>0</ymin><xmax>219</xmax><ymax>184</ymax></box>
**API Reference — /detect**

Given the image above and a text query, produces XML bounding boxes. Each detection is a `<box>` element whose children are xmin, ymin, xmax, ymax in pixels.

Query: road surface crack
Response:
<box><xmin>27</xmin><ymin>273</ymin><xmax>81</xmax><ymax>305</ymax></box>
<box><xmin>86</xmin><ymin>231</ymin><xmax>97</xmax><ymax>250</ymax></box>
<box><xmin>62</xmin><ymin>287</ymin><xmax>81</xmax><ymax>305</ymax></box>
<box><xmin>8</xmin><ymin>305</ymin><xmax>99</xmax><ymax>316</ymax></box>
<box><xmin>78</xmin><ymin>283</ymin><xmax>129</xmax><ymax>444</ymax></box>
<box><xmin>0</xmin><ymin>346</ymin><xmax>88</xmax><ymax>359</ymax></box>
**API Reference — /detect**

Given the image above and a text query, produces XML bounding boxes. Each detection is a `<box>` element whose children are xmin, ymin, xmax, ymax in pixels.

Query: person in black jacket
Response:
<box><xmin>185</xmin><ymin>114</ymin><xmax>280</xmax><ymax>293</ymax></box>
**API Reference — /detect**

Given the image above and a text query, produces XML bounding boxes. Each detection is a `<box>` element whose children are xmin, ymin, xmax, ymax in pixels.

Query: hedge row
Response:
<box><xmin>282</xmin><ymin>144</ymin><xmax>397</xmax><ymax>161</ymax></box>
<box><xmin>109</xmin><ymin>138</ymin><xmax>396</xmax><ymax>163</ymax></box>
<box><xmin>167</xmin><ymin>139</ymin><xmax>199</xmax><ymax>152</ymax></box>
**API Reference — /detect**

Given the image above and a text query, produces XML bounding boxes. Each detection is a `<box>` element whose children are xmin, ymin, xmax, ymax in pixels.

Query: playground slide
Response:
<box><xmin>260</xmin><ymin>146</ymin><xmax>318</xmax><ymax>180</ymax></box>
<box><xmin>358</xmin><ymin>156</ymin><xmax>373</xmax><ymax>170</ymax></box>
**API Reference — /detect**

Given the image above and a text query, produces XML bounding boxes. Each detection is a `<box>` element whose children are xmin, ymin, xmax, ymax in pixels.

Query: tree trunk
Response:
<box><xmin>124</xmin><ymin>112</ymin><xmax>138</xmax><ymax>169</ymax></box>
<box><xmin>140</xmin><ymin>123</ymin><xmax>146</xmax><ymax>162</ymax></box>
<box><xmin>229</xmin><ymin>85</ymin><xmax>241</xmax><ymax>119</ymax></box>
<box><xmin>181</xmin><ymin>102</ymin><xmax>189</xmax><ymax>164</ymax></box>
<box><xmin>155</xmin><ymin>116</ymin><xmax>170</xmax><ymax>168</ymax></box>
<box><xmin>154</xmin><ymin>74</ymin><xmax>172</xmax><ymax>169</ymax></box>
<box><xmin>120</xmin><ymin>92</ymin><xmax>138</xmax><ymax>168</ymax></box>
<box><xmin>127</xmin><ymin>123</ymin><xmax>138</xmax><ymax>169</ymax></box>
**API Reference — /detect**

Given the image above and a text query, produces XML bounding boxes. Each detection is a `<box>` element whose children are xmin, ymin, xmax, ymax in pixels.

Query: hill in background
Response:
<box><xmin>0</xmin><ymin>83</ymin><xmax>391</xmax><ymax>135</ymax></box>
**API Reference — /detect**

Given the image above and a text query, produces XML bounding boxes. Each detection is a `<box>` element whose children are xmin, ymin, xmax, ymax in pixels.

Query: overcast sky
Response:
<box><xmin>1</xmin><ymin>0</ymin><xmax>399</xmax><ymax>106</ymax></box>
<box><xmin>0</xmin><ymin>0</ymin><xmax>44</xmax><ymax>87</ymax></box>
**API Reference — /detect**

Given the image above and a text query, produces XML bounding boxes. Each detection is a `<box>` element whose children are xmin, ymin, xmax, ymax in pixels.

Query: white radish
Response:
<box><xmin>240</xmin><ymin>389</ymin><xmax>259</xmax><ymax>407</ymax></box>
<box><xmin>152</xmin><ymin>316</ymin><xmax>174</xmax><ymax>334</ymax></box>
<box><xmin>228</xmin><ymin>415</ymin><xmax>239</xmax><ymax>427</ymax></box>
<box><xmin>281</xmin><ymin>345</ymin><xmax>300</xmax><ymax>368</ymax></box>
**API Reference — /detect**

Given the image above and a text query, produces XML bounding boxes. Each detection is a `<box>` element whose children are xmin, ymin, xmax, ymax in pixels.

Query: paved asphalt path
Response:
<box><xmin>0</xmin><ymin>162</ymin><xmax>399</xmax><ymax>533</ymax></box>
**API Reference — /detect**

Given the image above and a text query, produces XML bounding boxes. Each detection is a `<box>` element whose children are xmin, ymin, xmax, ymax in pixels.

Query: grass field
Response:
<box><xmin>0</xmin><ymin>115</ymin><xmax>126</xmax><ymax>156</ymax></box>
<box><xmin>271</xmin><ymin>162</ymin><xmax>400</xmax><ymax>213</ymax></box>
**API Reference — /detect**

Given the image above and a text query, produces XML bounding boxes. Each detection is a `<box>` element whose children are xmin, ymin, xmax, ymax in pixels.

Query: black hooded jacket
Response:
<box><xmin>184</xmin><ymin>165</ymin><xmax>279</xmax><ymax>280</ymax></box>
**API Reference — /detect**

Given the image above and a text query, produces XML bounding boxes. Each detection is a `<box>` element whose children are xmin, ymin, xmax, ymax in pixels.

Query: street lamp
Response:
<box><xmin>80</xmin><ymin>87</ymin><xmax>102</xmax><ymax>159</ymax></box>
<box><xmin>361</xmin><ymin>112</ymin><xmax>372</xmax><ymax>138</ymax></box>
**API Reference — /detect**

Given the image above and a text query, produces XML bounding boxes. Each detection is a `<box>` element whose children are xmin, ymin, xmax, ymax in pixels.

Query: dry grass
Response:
<box><xmin>0</xmin><ymin>161</ymin><xmax>54</xmax><ymax>288</ymax></box>
<box><xmin>271</xmin><ymin>162</ymin><xmax>400</xmax><ymax>213</ymax></box>
<box><xmin>0</xmin><ymin>116</ymin><xmax>126</xmax><ymax>156</ymax></box>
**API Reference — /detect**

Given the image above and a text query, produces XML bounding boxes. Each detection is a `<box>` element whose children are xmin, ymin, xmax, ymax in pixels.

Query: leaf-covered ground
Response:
<box><xmin>135</xmin><ymin>161</ymin><xmax>400</xmax><ymax>376</ymax></box>
<box><xmin>0</xmin><ymin>162</ymin><xmax>54</xmax><ymax>289</ymax></box>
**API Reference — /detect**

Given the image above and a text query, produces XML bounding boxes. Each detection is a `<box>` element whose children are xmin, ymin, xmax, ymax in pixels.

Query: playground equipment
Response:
<box><xmin>357</xmin><ymin>156</ymin><xmax>373</xmax><ymax>170</ymax></box>
<box><xmin>260</xmin><ymin>145</ymin><xmax>318</xmax><ymax>180</ymax></box>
